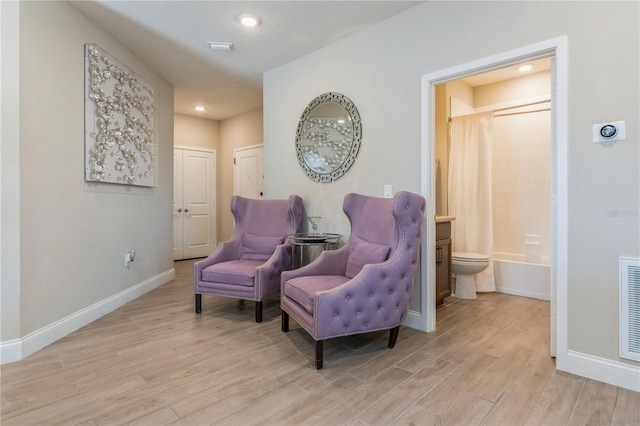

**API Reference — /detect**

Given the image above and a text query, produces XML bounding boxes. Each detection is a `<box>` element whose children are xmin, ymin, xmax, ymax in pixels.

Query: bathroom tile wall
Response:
<box><xmin>473</xmin><ymin>71</ymin><xmax>552</xmax><ymax>264</ymax></box>
<box><xmin>492</xmin><ymin>109</ymin><xmax>551</xmax><ymax>264</ymax></box>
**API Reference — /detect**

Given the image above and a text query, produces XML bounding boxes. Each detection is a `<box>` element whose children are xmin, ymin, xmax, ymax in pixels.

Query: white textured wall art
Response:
<box><xmin>85</xmin><ymin>44</ymin><xmax>157</xmax><ymax>186</ymax></box>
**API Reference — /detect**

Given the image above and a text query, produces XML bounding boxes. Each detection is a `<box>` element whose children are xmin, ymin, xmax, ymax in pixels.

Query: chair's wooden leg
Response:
<box><xmin>315</xmin><ymin>340</ymin><xmax>324</xmax><ymax>370</ymax></box>
<box><xmin>281</xmin><ymin>311</ymin><xmax>289</xmax><ymax>332</ymax></box>
<box><xmin>255</xmin><ymin>301</ymin><xmax>263</xmax><ymax>323</ymax></box>
<box><xmin>195</xmin><ymin>294</ymin><xmax>202</xmax><ymax>313</ymax></box>
<box><xmin>388</xmin><ymin>325</ymin><xmax>400</xmax><ymax>348</ymax></box>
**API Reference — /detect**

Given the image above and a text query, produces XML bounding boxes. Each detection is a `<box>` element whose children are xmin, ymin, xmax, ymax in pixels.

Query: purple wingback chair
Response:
<box><xmin>280</xmin><ymin>191</ymin><xmax>426</xmax><ymax>369</ymax></box>
<box><xmin>195</xmin><ymin>195</ymin><xmax>303</xmax><ymax>322</ymax></box>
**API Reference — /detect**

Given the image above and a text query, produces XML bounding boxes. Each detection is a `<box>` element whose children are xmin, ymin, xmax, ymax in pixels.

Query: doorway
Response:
<box><xmin>437</xmin><ymin>57</ymin><xmax>552</xmax><ymax>297</ymax></box>
<box><xmin>420</xmin><ymin>37</ymin><xmax>568</xmax><ymax>367</ymax></box>
<box><xmin>173</xmin><ymin>146</ymin><xmax>217</xmax><ymax>260</ymax></box>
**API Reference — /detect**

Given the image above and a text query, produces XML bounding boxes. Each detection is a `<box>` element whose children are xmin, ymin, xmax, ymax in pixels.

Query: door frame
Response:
<box><xmin>419</xmin><ymin>36</ymin><xmax>568</xmax><ymax>369</ymax></box>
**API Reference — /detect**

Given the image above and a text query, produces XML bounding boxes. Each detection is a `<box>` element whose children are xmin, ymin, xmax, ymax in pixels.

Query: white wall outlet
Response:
<box><xmin>124</xmin><ymin>250</ymin><xmax>135</xmax><ymax>268</ymax></box>
<box><xmin>383</xmin><ymin>184</ymin><xmax>393</xmax><ymax>198</ymax></box>
<box><xmin>593</xmin><ymin>121</ymin><xmax>625</xmax><ymax>143</ymax></box>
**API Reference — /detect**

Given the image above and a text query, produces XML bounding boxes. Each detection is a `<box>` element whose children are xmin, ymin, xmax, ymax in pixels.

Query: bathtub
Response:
<box><xmin>493</xmin><ymin>252</ymin><xmax>550</xmax><ymax>301</ymax></box>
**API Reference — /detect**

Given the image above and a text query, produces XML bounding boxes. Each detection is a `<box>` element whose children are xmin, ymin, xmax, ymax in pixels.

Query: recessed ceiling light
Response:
<box><xmin>207</xmin><ymin>42</ymin><xmax>235</xmax><ymax>51</ymax></box>
<box><xmin>194</xmin><ymin>106</ymin><xmax>206</xmax><ymax>112</ymax></box>
<box><xmin>239</xmin><ymin>14</ymin><xmax>260</xmax><ymax>28</ymax></box>
<box><xmin>518</xmin><ymin>63</ymin><xmax>534</xmax><ymax>72</ymax></box>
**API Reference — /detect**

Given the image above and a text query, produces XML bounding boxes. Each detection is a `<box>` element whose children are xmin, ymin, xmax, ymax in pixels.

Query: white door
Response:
<box><xmin>174</xmin><ymin>147</ymin><xmax>216</xmax><ymax>260</ymax></box>
<box><xmin>234</xmin><ymin>145</ymin><xmax>264</xmax><ymax>198</ymax></box>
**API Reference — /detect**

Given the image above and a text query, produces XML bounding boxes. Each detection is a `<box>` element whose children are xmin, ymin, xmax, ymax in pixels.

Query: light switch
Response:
<box><xmin>383</xmin><ymin>184</ymin><xmax>392</xmax><ymax>198</ymax></box>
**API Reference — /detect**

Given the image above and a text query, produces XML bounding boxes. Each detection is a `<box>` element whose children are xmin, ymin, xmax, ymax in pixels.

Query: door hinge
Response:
<box><xmin>233</xmin><ymin>158</ymin><xmax>236</xmax><ymax>165</ymax></box>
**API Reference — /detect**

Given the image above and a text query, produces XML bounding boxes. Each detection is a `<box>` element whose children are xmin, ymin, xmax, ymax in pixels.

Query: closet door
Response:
<box><xmin>174</xmin><ymin>147</ymin><xmax>216</xmax><ymax>260</ymax></box>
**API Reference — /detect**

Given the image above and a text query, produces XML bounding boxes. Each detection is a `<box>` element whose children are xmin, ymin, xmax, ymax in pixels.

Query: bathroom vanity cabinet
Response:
<box><xmin>435</xmin><ymin>220</ymin><xmax>452</xmax><ymax>305</ymax></box>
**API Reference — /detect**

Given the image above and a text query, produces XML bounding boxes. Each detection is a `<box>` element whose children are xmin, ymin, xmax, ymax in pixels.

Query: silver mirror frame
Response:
<box><xmin>295</xmin><ymin>92</ymin><xmax>362</xmax><ymax>183</ymax></box>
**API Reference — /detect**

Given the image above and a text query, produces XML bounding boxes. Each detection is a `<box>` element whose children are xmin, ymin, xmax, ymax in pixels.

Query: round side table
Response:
<box><xmin>286</xmin><ymin>233</ymin><xmax>342</xmax><ymax>269</ymax></box>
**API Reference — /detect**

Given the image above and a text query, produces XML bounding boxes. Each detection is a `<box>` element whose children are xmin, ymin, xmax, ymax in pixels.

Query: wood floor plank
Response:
<box><xmin>356</xmin><ymin>358</ymin><xmax>457</xmax><ymax>425</ymax></box>
<box><xmin>170</xmin><ymin>394</ymin><xmax>252</xmax><ymax>425</ymax></box>
<box><xmin>415</xmin><ymin>351</ymin><xmax>498</xmax><ymax>416</ymax></box>
<box><xmin>215</xmin><ymin>384</ymin><xmax>308</xmax><ymax>424</ymax></box>
<box><xmin>347</xmin><ymin>330</ymin><xmax>429</xmax><ymax>383</ymax></box>
<box><xmin>1</xmin><ymin>259</ymin><xmax>637</xmax><ymax>426</ymax></box>
<box><xmin>440</xmin><ymin>392</ymin><xmax>494</xmax><ymax>425</ymax></box>
<box><xmin>314</xmin><ymin>366</ymin><xmax>413</xmax><ymax>425</ymax></box>
<box><xmin>481</xmin><ymin>346</ymin><xmax>556</xmax><ymax>425</ymax></box>
<box><xmin>437</xmin><ymin>322</ymin><xmax>501</xmax><ymax>365</ymax></box>
<box><xmin>612</xmin><ymin>387</ymin><xmax>640</xmax><ymax>425</ymax></box>
<box><xmin>524</xmin><ymin>371</ymin><xmax>586</xmax><ymax>425</ymax></box>
<box><xmin>467</xmin><ymin>343</ymin><xmax>536</xmax><ymax>403</ymax></box>
<box><xmin>567</xmin><ymin>379</ymin><xmax>618</xmax><ymax>425</ymax></box>
<box><xmin>129</xmin><ymin>406</ymin><xmax>180</xmax><ymax>425</ymax></box>
<box><xmin>391</xmin><ymin>403</ymin><xmax>441</xmax><ymax>426</ymax></box>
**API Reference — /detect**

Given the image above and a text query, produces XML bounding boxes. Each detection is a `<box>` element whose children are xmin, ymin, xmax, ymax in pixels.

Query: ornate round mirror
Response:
<box><xmin>295</xmin><ymin>92</ymin><xmax>362</xmax><ymax>183</ymax></box>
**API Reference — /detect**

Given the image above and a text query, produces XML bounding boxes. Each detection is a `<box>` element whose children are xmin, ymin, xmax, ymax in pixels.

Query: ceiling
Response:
<box><xmin>71</xmin><ymin>1</ymin><xmax>423</xmax><ymax>121</ymax></box>
<box><xmin>460</xmin><ymin>57</ymin><xmax>552</xmax><ymax>87</ymax></box>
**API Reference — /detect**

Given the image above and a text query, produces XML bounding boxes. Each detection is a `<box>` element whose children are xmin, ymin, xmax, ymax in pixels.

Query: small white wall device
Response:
<box><xmin>593</xmin><ymin>121</ymin><xmax>626</xmax><ymax>143</ymax></box>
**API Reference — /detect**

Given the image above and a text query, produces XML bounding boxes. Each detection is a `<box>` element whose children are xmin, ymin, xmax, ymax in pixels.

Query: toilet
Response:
<box><xmin>451</xmin><ymin>251</ymin><xmax>490</xmax><ymax>299</ymax></box>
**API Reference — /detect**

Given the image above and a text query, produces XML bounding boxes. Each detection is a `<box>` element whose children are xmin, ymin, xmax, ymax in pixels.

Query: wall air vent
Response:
<box><xmin>620</xmin><ymin>257</ymin><xmax>640</xmax><ymax>361</ymax></box>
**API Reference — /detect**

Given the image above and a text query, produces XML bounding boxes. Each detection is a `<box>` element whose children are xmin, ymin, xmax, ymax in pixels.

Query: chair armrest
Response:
<box><xmin>313</xmin><ymin>256</ymin><xmax>416</xmax><ymax>340</ymax></box>
<box><xmin>255</xmin><ymin>243</ymin><xmax>292</xmax><ymax>299</ymax></box>
<box><xmin>281</xmin><ymin>246</ymin><xmax>349</xmax><ymax>283</ymax></box>
<box><xmin>194</xmin><ymin>238</ymin><xmax>242</xmax><ymax>280</ymax></box>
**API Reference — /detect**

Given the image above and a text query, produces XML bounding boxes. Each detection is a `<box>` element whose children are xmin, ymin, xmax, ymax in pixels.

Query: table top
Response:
<box><xmin>286</xmin><ymin>233</ymin><xmax>342</xmax><ymax>244</ymax></box>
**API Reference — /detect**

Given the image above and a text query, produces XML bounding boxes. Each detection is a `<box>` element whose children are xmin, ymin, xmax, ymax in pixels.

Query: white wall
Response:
<box><xmin>264</xmin><ymin>0</ymin><xmax>639</xmax><ymax>378</ymax></box>
<box><xmin>1</xmin><ymin>0</ymin><xmax>175</xmax><ymax>361</ymax></box>
<box><xmin>174</xmin><ymin>113</ymin><xmax>220</xmax><ymax>151</ymax></box>
<box><xmin>1</xmin><ymin>0</ymin><xmax>22</xmax><ymax>344</ymax></box>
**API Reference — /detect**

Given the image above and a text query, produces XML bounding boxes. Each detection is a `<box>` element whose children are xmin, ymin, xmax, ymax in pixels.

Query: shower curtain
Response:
<box><xmin>448</xmin><ymin>111</ymin><xmax>496</xmax><ymax>292</ymax></box>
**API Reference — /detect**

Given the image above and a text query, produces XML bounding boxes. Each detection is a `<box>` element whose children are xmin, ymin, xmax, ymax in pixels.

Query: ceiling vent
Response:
<box><xmin>207</xmin><ymin>42</ymin><xmax>234</xmax><ymax>51</ymax></box>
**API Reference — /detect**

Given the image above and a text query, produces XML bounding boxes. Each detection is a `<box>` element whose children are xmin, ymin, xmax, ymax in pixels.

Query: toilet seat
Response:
<box><xmin>452</xmin><ymin>251</ymin><xmax>489</xmax><ymax>263</ymax></box>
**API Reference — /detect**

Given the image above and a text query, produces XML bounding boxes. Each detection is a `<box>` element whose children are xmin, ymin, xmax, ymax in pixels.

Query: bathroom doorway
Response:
<box><xmin>436</xmin><ymin>57</ymin><xmax>552</xmax><ymax>300</ymax></box>
<box><xmin>420</xmin><ymin>38</ymin><xmax>568</xmax><ymax>365</ymax></box>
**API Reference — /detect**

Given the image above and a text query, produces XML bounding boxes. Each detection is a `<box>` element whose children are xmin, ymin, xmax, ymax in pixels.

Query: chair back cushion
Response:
<box><xmin>345</xmin><ymin>237</ymin><xmax>391</xmax><ymax>279</ymax></box>
<box><xmin>240</xmin><ymin>233</ymin><xmax>284</xmax><ymax>261</ymax></box>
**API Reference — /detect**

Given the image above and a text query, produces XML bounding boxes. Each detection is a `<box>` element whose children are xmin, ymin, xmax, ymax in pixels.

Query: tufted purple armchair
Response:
<box><xmin>195</xmin><ymin>195</ymin><xmax>303</xmax><ymax>322</ymax></box>
<box><xmin>280</xmin><ymin>191</ymin><xmax>426</xmax><ymax>369</ymax></box>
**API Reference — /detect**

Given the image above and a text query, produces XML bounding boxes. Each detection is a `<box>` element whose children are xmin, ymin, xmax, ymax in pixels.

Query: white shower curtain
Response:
<box><xmin>448</xmin><ymin>111</ymin><xmax>495</xmax><ymax>292</ymax></box>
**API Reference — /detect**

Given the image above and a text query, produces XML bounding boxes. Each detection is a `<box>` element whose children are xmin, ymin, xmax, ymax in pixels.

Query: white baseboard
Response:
<box><xmin>403</xmin><ymin>309</ymin><xmax>427</xmax><ymax>332</ymax></box>
<box><xmin>496</xmin><ymin>286</ymin><xmax>550</xmax><ymax>301</ymax></box>
<box><xmin>0</xmin><ymin>338</ymin><xmax>22</xmax><ymax>364</ymax></box>
<box><xmin>566</xmin><ymin>350</ymin><xmax>640</xmax><ymax>392</ymax></box>
<box><xmin>0</xmin><ymin>268</ymin><xmax>175</xmax><ymax>365</ymax></box>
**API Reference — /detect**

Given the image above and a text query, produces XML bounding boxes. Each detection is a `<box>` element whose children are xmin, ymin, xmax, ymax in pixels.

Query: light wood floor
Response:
<box><xmin>2</xmin><ymin>259</ymin><xmax>639</xmax><ymax>425</ymax></box>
